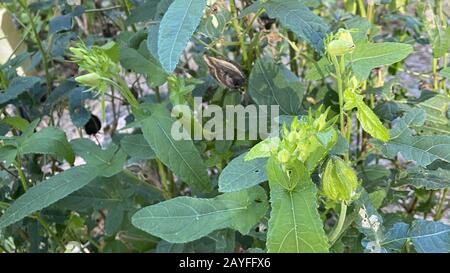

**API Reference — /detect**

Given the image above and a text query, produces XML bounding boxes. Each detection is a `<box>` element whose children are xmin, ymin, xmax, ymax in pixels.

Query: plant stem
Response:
<box><xmin>288</xmin><ymin>31</ymin><xmax>299</xmax><ymax>75</ymax></box>
<box><xmin>356</xmin><ymin>0</ymin><xmax>367</xmax><ymax>17</ymax></box>
<box><xmin>332</xmin><ymin>56</ymin><xmax>346</xmax><ymax>137</ymax></box>
<box><xmin>329</xmin><ymin>201</ymin><xmax>348</xmax><ymax>244</ymax></box>
<box><xmin>230</xmin><ymin>0</ymin><xmax>249</xmax><ymax>68</ymax></box>
<box><xmin>367</xmin><ymin>0</ymin><xmax>375</xmax><ymax>24</ymax></box>
<box><xmin>35</xmin><ymin>213</ymin><xmax>65</xmax><ymax>249</ymax></box>
<box><xmin>121</xmin><ymin>0</ymin><xmax>137</xmax><ymax>32</ymax></box>
<box><xmin>434</xmin><ymin>189</ymin><xmax>448</xmax><ymax>220</ymax></box>
<box><xmin>14</xmin><ymin>161</ymin><xmax>28</xmax><ymax>192</ymax></box>
<box><xmin>19</xmin><ymin>0</ymin><xmax>52</xmax><ymax>95</ymax></box>
<box><xmin>156</xmin><ymin>159</ymin><xmax>171</xmax><ymax>199</ymax></box>
<box><xmin>85</xmin><ymin>5</ymin><xmax>122</xmax><ymax>13</ymax></box>
<box><xmin>432</xmin><ymin>58</ymin><xmax>439</xmax><ymax>91</ymax></box>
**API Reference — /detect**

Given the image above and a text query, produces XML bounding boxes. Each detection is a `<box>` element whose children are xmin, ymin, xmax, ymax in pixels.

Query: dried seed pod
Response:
<box><xmin>203</xmin><ymin>55</ymin><xmax>246</xmax><ymax>91</ymax></box>
<box><xmin>84</xmin><ymin>114</ymin><xmax>101</xmax><ymax>135</ymax></box>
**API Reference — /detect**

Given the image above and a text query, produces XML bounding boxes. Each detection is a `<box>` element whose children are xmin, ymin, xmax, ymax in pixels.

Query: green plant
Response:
<box><xmin>0</xmin><ymin>0</ymin><xmax>450</xmax><ymax>253</ymax></box>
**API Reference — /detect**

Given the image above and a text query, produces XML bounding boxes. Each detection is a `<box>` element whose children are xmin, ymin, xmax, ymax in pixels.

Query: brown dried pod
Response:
<box><xmin>203</xmin><ymin>55</ymin><xmax>246</xmax><ymax>91</ymax></box>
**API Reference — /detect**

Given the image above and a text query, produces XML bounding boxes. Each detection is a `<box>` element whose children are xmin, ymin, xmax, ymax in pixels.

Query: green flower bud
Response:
<box><xmin>75</xmin><ymin>73</ymin><xmax>101</xmax><ymax>87</ymax></box>
<box><xmin>327</xmin><ymin>29</ymin><xmax>355</xmax><ymax>57</ymax></box>
<box><xmin>277</xmin><ymin>149</ymin><xmax>291</xmax><ymax>164</ymax></box>
<box><xmin>322</xmin><ymin>157</ymin><xmax>358</xmax><ymax>202</ymax></box>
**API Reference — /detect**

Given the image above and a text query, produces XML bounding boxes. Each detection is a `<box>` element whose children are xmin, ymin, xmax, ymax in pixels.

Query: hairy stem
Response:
<box><xmin>19</xmin><ymin>0</ymin><xmax>52</xmax><ymax>96</ymax></box>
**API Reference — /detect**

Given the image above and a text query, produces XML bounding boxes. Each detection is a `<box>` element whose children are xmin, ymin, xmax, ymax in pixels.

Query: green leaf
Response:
<box><xmin>266</xmin><ymin>158</ymin><xmax>329</xmax><ymax>252</ymax></box>
<box><xmin>409</xmin><ymin>220</ymin><xmax>450</xmax><ymax>253</ymax></box>
<box><xmin>0</xmin><ymin>77</ymin><xmax>41</xmax><ymax>104</ymax></box>
<box><xmin>71</xmin><ymin>139</ymin><xmax>127</xmax><ymax>177</ymax></box>
<box><xmin>120</xmin><ymin>134</ymin><xmax>156</xmax><ymax>160</ymax></box>
<box><xmin>380</xmin><ymin>220</ymin><xmax>450</xmax><ymax>253</ymax></box>
<box><xmin>49</xmin><ymin>14</ymin><xmax>72</xmax><ymax>34</ymax></box>
<box><xmin>120</xmin><ymin>45</ymin><xmax>167</xmax><ymax>87</ymax></box>
<box><xmin>442</xmin><ymin>67</ymin><xmax>450</xmax><ymax>80</ymax></box>
<box><xmin>350</xmin><ymin>42</ymin><xmax>414</xmax><ymax>80</ymax></box>
<box><xmin>249</xmin><ymin>58</ymin><xmax>304</xmax><ymax>115</ymax></box>
<box><xmin>344</xmin><ymin>90</ymin><xmax>389</xmax><ymax>142</ymax></box>
<box><xmin>372</xmin><ymin>128</ymin><xmax>450</xmax><ymax>167</ymax></box>
<box><xmin>142</xmin><ymin>104</ymin><xmax>211</xmax><ymax>192</ymax></box>
<box><xmin>54</xmin><ymin>178</ymin><xmax>124</xmax><ymax>211</ymax></box>
<box><xmin>398</xmin><ymin>167</ymin><xmax>450</xmax><ymax>190</ymax></box>
<box><xmin>1</xmin><ymin>116</ymin><xmax>29</xmax><ymax>131</ymax></box>
<box><xmin>430</xmin><ymin>27</ymin><xmax>450</xmax><ymax>58</ymax></box>
<box><xmin>19</xmin><ymin>127</ymin><xmax>75</xmax><ymax>164</ymax></box>
<box><xmin>305</xmin><ymin>57</ymin><xmax>334</xmax><ymax>81</ymax></box>
<box><xmin>263</xmin><ymin>0</ymin><xmax>329</xmax><ymax>52</ymax></box>
<box><xmin>0</xmin><ymin>145</ymin><xmax>17</xmax><ymax>166</ymax></box>
<box><xmin>307</xmin><ymin>42</ymin><xmax>413</xmax><ymax>80</ymax></box>
<box><xmin>131</xmin><ymin>186</ymin><xmax>268</xmax><ymax>243</ymax></box>
<box><xmin>219</xmin><ymin>152</ymin><xmax>268</xmax><ymax>193</ymax></box>
<box><xmin>245</xmin><ymin>137</ymin><xmax>280</xmax><ymax>161</ymax></box>
<box><xmin>157</xmin><ymin>0</ymin><xmax>206</xmax><ymax>73</ymax></box>
<box><xmin>0</xmin><ymin>165</ymin><xmax>99</xmax><ymax>229</ymax></box>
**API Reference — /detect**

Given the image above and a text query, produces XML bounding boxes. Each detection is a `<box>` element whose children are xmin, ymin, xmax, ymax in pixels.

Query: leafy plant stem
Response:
<box><xmin>332</xmin><ymin>56</ymin><xmax>346</xmax><ymax>138</ymax></box>
<box><xmin>35</xmin><ymin>213</ymin><xmax>65</xmax><ymax>249</ymax></box>
<box><xmin>85</xmin><ymin>5</ymin><xmax>122</xmax><ymax>13</ymax></box>
<box><xmin>432</xmin><ymin>58</ymin><xmax>439</xmax><ymax>90</ymax></box>
<box><xmin>288</xmin><ymin>31</ymin><xmax>299</xmax><ymax>75</ymax></box>
<box><xmin>19</xmin><ymin>0</ymin><xmax>52</xmax><ymax>96</ymax></box>
<box><xmin>230</xmin><ymin>0</ymin><xmax>249</xmax><ymax>68</ymax></box>
<box><xmin>329</xmin><ymin>201</ymin><xmax>348</xmax><ymax>244</ymax></box>
<box><xmin>156</xmin><ymin>159</ymin><xmax>171</xmax><ymax>199</ymax></box>
<box><xmin>367</xmin><ymin>1</ymin><xmax>375</xmax><ymax>24</ymax></box>
<box><xmin>14</xmin><ymin>161</ymin><xmax>28</xmax><ymax>192</ymax></box>
<box><xmin>346</xmin><ymin>112</ymin><xmax>352</xmax><ymax>160</ymax></box>
<box><xmin>434</xmin><ymin>189</ymin><xmax>448</xmax><ymax>220</ymax></box>
<box><xmin>356</xmin><ymin>0</ymin><xmax>367</xmax><ymax>17</ymax></box>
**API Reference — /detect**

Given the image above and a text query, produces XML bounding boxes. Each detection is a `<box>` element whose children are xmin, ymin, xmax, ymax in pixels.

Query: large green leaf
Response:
<box><xmin>71</xmin><ymin>139</ymin><xmax>127</xmax><ymax>177</ymax></box>
<box><xmin>398</xmin><ymin>167</ymin><xmax>450</xmax><ymax>190</ymax></box>
<box><xmin>0</xmin><ymin>77</ymin><xmax>41</xmax><ymax>104</ymax></box>
<box><xmin>373</xmin><ymin>133</ymin><xmax>450</xmax><ymax>167</ymax></box>
<box><xmin>131</xmin><ymin>186</ymin><xmax>268</xmax><ymax>243</ymax></box>
<box><xmin>157</xmin><ymin>0</ymin><xmax>206</xmax><ymax>73</ymax></box>
<box><xmin>142</xmin><ymin>104</ymin><xmax>211</xmax><ymax>192</ymax></box>
<box><xmin>266</xmin><ymin>158</ymin><xmax>329</xmax><ymax>253</ymax></box>
<box><xmin>263</xmin><ymin>0</ymin><xmax>329</xmax><ymax>52</ymax></box>
<box><xmin>120</xmin><ymin>134</ymin><xmax>156</xmax><ymax>160</ymax></box>
<box><xmin>381</xmin><ymin>220</ymin><xmax>450</xmax><ymax>253</ymax></box>
<box><xmin>0</xmin><ymin>165</ymin><xmax>99</xmax><ymax>229</ymax></box>
<box><xmin>350</xmin><ymin>42</ymin><xmax>414</xmax><ymax>80</ymax></box>
<box><xmin>307</xmin><ymin>42</ymin><xmax>413</xmax><ymax>80</ymax></box>
<box><xmin>408</xmin><ymin>220</ymin><xmax>450</xmax><ymax>253</ymax></box>
<box><xmin>218</xmin><ymin>152</ymin><xmax>268</xmax><ymax>193</ymax></box>
<box><xmin>120</xmin><ymin>45</ymin><xmax>167</xmax><ymax>87</ymax></box>
<box><xmin>249</xmin><ymin>58</ymin><xmax>304</xmax><ymax>115</ymax></box>
<box><xmin>372</xmin><ymin>109</ymin><xmax>450</xmax><ymax>167</ymax></box>
<box><xmin>430</xmin><ymin>27</ymin><xmax>450</xmax><ymax>58</ymax></box>
<box><xmin>19</xmin><ymin>127</ymin><xmax>75</xmax><ymax>165</ymax></box>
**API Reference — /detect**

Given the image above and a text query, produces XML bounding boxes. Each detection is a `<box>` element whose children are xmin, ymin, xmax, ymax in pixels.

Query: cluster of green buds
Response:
<box><xmin>275</xmin><ymin>107</ymin><xmax>338</xmax><ymax>172</ymax></box>
<box><xmin>245</xmin><ymin>107</ymin><xmax>338</xmax><ymax>191</ymax></box>
<box><xmin>69</xmin><ymin>42</ymin><xmax>120</xmax><ymax>94</ymax></box>
<box><xmin>325</xmin><ymin>28</ymin><xmax>355</xmax><ymax>58</ymax></box>
<box><xmin>322</xmin><ymin>156</ymin><xmax>359</xmax><ymax>203</ymax></box>
<box><xmin>69</xmin><ymin>41</ymin><xmax>141</xmax><ymax>118</ymax></box>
